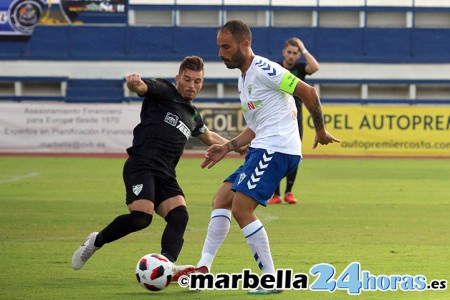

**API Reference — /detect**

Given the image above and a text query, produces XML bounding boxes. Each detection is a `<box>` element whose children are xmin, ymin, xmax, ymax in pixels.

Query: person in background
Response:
<box><xmin>269</xmin><ymin>37</ymin><xmax>320</xmax><ymax>205</ymax></box>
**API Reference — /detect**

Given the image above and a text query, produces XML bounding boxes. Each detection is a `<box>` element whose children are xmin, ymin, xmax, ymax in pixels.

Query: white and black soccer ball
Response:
<box><xmin>135</xmin><ymin>253</ymin><xmax>173</xmax><ymax>291</ymax></box>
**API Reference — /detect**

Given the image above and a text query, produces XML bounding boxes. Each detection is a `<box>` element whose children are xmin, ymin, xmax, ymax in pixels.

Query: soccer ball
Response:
<box><xmin>135</xmin><ymin>253</ymin><xmax>173</xmax><ymax>291</ymax></box>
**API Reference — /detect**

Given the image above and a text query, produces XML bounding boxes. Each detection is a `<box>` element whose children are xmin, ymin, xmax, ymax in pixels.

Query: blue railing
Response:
<box><xmin>1</xmin><ymin>77</ymin><xmax>449</xmax><ymax>104</ymax></box>
<box><xmin>1</xmin><ymin>26</ymin><xmax>449</xmax><ymax>63</ymax></box>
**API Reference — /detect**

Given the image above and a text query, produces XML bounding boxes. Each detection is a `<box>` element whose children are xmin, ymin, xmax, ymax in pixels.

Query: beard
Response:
<box><xmin>222</xmin><ymin>48</ymin><xmax>245</xmax><ymax>69</ymax></box>
<box><xmin>285</xmin><ymin>59</ymin><xmax>296</xmax><ymax>68</ymax></box>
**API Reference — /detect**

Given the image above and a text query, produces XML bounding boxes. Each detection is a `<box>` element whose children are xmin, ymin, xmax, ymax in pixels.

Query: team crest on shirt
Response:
<box><xmin>237</xmin><ymin>173</ymin><xmax>247</xmax><ymax>185</ymax></box>
<box><xmin>247</xmin><ymin>85</ymin><xmax>252</xmax><ymax>96</ymax></box>
<box><xmin>133</xmin><ymin>184</ymin><xmax>143</xmax><ymax>196</ymax></box>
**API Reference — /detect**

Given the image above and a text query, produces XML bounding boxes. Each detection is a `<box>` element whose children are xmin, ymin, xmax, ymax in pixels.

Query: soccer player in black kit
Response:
<box><xmin>268</xmin><ymin>37</ymin><xmax>320</xmax><ymax>205</ymax></box>
<box><xmin>72</xmin><ymin>56</ymin><xmax>229</xmax><ymax>281</ymax></box>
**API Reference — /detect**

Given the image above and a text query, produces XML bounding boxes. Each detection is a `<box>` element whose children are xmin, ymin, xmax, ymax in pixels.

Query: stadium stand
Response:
<box><xmin>0</xmin><ymin>0</ymin><xmax>449</xmax><ymax>104</ymax></box>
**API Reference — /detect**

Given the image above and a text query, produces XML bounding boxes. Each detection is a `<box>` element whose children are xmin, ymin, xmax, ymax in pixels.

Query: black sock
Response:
<box><xmin>274</xmin><ymin>186</ymin><xmax>281</xmax><ymax>196</ymax></box>
<box><xmin>94</xmin><ymin>211</ymin><xmax>153</xmax><ymax>247</ymax></box>
<box><xmin>285</xmin><ymin>167</ymin><xmax>298</xmax><ymax>194</ymax></box>
<box><xmin>161</xmin><ymin>206</ymin><xmax>188</xmax><ymax>263</ymax></box>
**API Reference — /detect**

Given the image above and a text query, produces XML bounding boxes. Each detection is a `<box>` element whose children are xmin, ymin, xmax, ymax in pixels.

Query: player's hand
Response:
<box><xmin>126</xmin><ymin>74</ymin><xmax>141</xmax><ymax>87</ymax></box>
<box><xmin>126</xmin><ymin>74</ymin><xmax>147</xmax><ymax>94</ymax></box>
<box><xmin>201</xmin><ymin>144</ymin><xmax>229</xmax><ymax>169</ymax></box>
<box><xmin>293</xmin><ymin>37</ymin><xmax>305</xmax><ymax>51</ymax></box>
<box><xmin>312</xmin><ymin>130</ymin><xmax>340</xmax><ymax>149</ymax></box>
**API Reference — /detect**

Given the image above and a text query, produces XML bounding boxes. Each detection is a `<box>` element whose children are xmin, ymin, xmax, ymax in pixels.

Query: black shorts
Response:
<box><xmin>123</xmin><ymin>157</ymin><xmax>184</xmax><ymax>208</ymax></box>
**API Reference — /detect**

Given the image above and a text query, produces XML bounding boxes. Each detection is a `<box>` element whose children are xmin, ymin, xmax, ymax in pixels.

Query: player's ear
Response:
<box><xmin>241</xmin><ymin>39</ymin><xmax>250</xmax><ymax>50</ymax></box>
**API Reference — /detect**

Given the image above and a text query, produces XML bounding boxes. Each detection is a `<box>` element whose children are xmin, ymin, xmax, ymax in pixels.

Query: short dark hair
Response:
<box><xmin>220</xmin><ymin>20</ymin><xmax>252</xmax><ymax>44</ymax></box>
<box><xmin>179</xmin><ymin>56</ymin><xmax>204</xmax><ymax>75</ymax></box>
<box><xmin>284</xmin><ymin>38</ymin><xmax>300</xmax><ymax>51</ymax></box>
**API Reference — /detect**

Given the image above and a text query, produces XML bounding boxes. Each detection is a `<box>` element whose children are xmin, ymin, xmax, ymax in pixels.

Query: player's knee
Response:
<box><xmin>130</xmin><ymin>211</ymin><xmax>153</xmax><ymax>231</ymax></box>
<box><xmin>165</xmin><ymin>205</ymin><xmax>188</xmax><ymax>233</ymax></box>
<box><xmin>213</xmin><ymin>182</ymin><xmax>234</xmax><ymax>210</ymax></box>
<box><xmin>231</xmin><ymin>207</ymin><xmax>249</xmax><ymax>226</ymax></box>
<box><xmin>231</xmin><ymin>207</ymin><xmax>240</xmax><ymax>221</ymax></box>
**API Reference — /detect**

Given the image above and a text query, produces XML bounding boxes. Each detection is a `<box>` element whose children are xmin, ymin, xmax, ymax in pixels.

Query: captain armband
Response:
<box><xmin>279</xmin><ymin>71</ymin><xmax>300</xmax><ymax>95</ymax></box>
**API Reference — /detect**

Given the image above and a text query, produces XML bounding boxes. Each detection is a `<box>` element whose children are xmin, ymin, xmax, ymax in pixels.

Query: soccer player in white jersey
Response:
<box><xmin>194</xmin><ymin>20</ymin><xmax>340</xmax><ymax>295</ymax></box>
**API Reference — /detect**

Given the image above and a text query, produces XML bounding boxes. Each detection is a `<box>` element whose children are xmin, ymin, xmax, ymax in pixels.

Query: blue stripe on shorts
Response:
<box><xmin>225</xmin><ymin>147</ymin><xmax>301</xmax><ymax>206</ymax></box>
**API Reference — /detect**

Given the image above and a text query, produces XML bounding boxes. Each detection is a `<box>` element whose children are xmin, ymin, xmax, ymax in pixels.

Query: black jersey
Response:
<box><xmin>126</xmin><ymin>78</ymin><xmax>206</xmax><ymax>178</ymax></box>
<box><xmin>279</xmin><ymin>61</ymin><xmax>308</xmax><ymax>82</ymax></box>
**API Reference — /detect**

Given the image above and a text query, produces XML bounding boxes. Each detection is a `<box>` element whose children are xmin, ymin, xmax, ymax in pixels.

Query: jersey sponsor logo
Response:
<box><xmin>176</xmin><ymin>121</ymin><xmax>191</xmax><ymax>139</ymax></box>
<box><xmin>133</xmin><ymin>184</ymin><xmax>143</xmax><ymax>196</ymax></box>
<box><xmin>255</xmin><ymin>59</ymin><xmax>277</xmax><ymax>76</ymax></box>
<box><xmin>241</xmin><ymin>100</ymin><xmax>263</xmax><ymax>113</ymax></box>
<box><xmin>164</xmin><ymin>112</ymin><xmax>179</xmax><ymax>126</ymax></box>
<box><xmin>164</xmin><ymin>112</ymin><xmax>191</xmax><ymax>139</ymax></box>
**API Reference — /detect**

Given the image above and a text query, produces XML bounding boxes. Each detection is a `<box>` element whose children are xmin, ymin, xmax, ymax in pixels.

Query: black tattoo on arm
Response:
<box><xmin>226</xmin><ymin>139</ymin><xmax>239</xmax><ymax>151</ymax></box>
<box><xmin>310</xmin><ymin>97</ymin><xmax>325</xmax><ymax>132</ymax></box>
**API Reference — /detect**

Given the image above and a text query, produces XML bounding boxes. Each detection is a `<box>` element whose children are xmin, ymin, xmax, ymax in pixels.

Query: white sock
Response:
<box><xmin>242</xmin><ymin>219</ymin><xmax>275</xmax><ymax>275</ymax></box>
<box><xmin>196</xmin><ymin>208</ymin><xmax>231</xmax><ymax>271</ymax></box>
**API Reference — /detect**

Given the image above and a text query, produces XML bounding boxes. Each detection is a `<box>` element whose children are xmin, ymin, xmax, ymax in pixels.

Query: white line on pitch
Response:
<box><xmin>0</xmin><ymin>172</ymin><xmax>40</xmax><ymax>184</ymax></box>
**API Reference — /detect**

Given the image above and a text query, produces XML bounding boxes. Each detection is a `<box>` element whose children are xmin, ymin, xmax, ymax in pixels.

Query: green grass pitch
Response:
<box><xmin>0</xmin><ymin>156</ymin><xmax>449</xmax><ymax>299</ymax></box>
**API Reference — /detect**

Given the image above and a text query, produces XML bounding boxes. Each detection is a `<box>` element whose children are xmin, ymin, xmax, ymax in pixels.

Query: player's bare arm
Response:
<box><xmin>224</xmin><ymin>127</ymin><xmax>255</xmax><ymax>152</ymax></box>
<box><xmin>293</xmin><ymin>80</ymin><xmax>340</xmax><ymax>148</ymax></box>
<box><xmin>126</xmin><ymin>73</ymin><xmax>148</xmax><ymax>96</ymax></box>
<box><xmin>304</xmin><ymin>54</ymin><xmax>320</xmax><ymax>74</ymax></box>
<box><xmin>197</xmin><ymin>130</ymin><xmax>248</xmax><ymax>155</ymax></box>
<box><xmin>196</xmin><ymin>129</ymin><xmax>228</xmax><ymax>146</ymax></box>
<box><xmin>293</xmin><ymin>38</ymin><xmax>320</xmax><ymax>74</ymax></box>
<box><xmin>201</xmin><ymin>128</ymin><xmax>255</xmax><ymax>169</ymax></box>
<box><xmin>293</xmin><ymin>80</ymin><xmax>324</xmax><ymax>130</ymax></box>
